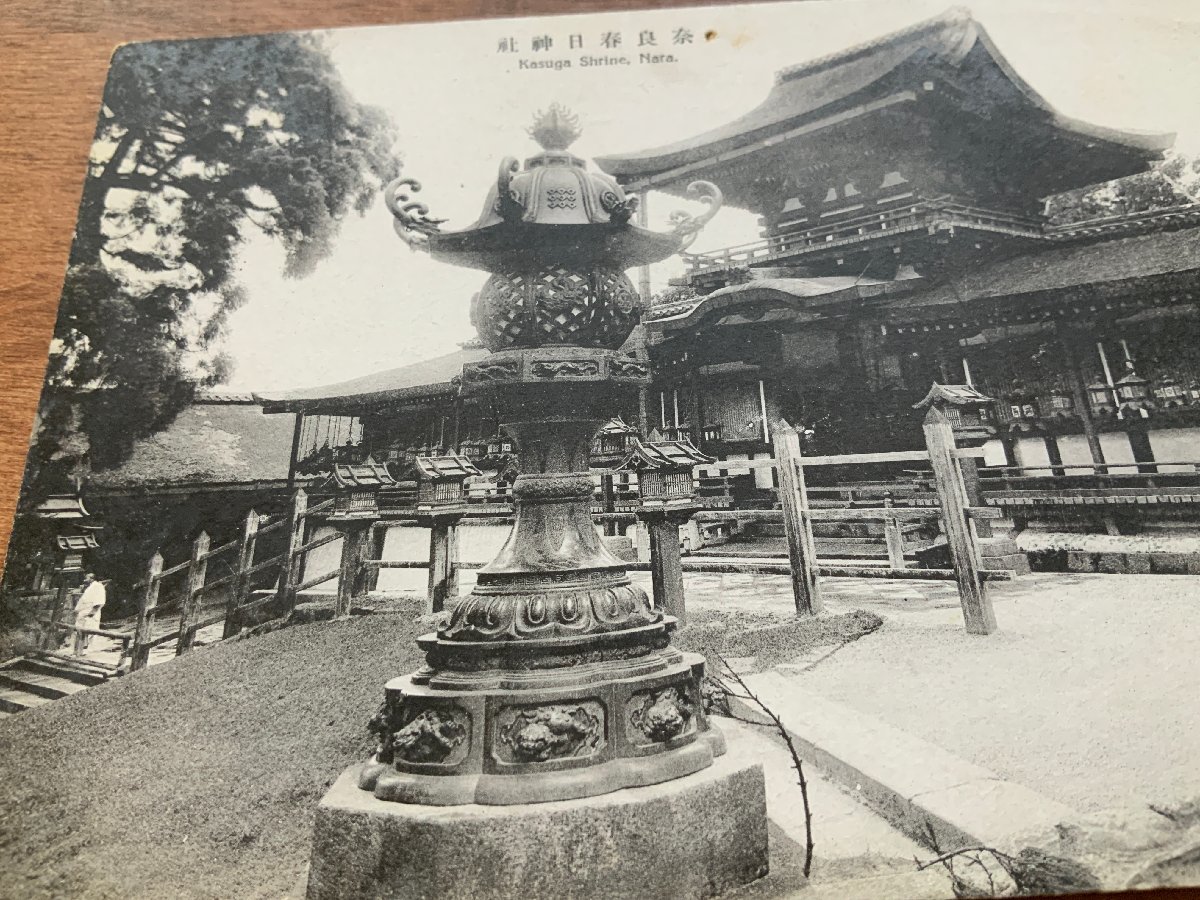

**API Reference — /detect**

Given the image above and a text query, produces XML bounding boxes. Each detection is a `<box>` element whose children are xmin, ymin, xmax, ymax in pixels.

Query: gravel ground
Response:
<box><xmin>0</xmin><ymin>613</ymin><xmax>428</xmax><ymax>900</ymax></box>
<box><xmin>793</xmin><ymin>574</ymin><xmax>1200</xmax><ymax>815</ymax></box>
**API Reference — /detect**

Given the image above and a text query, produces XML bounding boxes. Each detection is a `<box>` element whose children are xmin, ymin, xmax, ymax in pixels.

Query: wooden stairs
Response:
<box><xmin>0</xmin><ymin>651</ymin><xmax>115</xmax><ymax>718</ymax></box>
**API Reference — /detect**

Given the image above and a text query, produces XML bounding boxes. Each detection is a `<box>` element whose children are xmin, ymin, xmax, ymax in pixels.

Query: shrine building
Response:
<box><xmin>256</xmin><ymin>9</ymin><xmax>1200</xmax><ymax>538</ymax></box>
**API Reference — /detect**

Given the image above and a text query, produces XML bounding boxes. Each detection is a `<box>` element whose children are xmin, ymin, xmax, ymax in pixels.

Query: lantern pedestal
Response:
<box><xmin>308</xmin><ymin>752</ymin><xmax>768</xmax><ymax>900</ymax></box>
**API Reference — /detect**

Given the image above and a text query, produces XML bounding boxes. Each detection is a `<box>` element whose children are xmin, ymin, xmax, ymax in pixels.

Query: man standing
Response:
<box><xmin>73</xmin><ymin>573</ymin><xmax>107</xmax><ymax>655</ymax></box>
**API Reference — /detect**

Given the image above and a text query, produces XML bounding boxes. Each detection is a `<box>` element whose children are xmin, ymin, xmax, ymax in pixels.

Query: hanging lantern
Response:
<box><xmin>1049</xmin><ymin>386</ymin><xmax>1074</xmax><ymax>414</ymax></box>
<box><xmin>1087</xmin><ymin>380</ymin><xmax>1116</xmax><ymax>414</ymax></box>
<box><xmin>1154</xmin><ymin>376</ymin><xmax>1186</xmax><ymax>407</ymax></box>
<box><xmin>1115</xmin><ymin>369</ymin><xmax>1152</xmax><ymax>416</ymax></box>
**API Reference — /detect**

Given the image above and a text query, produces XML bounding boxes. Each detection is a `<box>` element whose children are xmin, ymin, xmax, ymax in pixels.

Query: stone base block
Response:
<box><xmin>307</xmin><ymin>754</ymin><xmax>768</xmax><ymax>900</ymax></box>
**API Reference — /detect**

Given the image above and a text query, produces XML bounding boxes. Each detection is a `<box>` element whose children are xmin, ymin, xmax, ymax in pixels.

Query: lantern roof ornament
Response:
<box><xmin>383</xmin><ymin>105</ymin><xmax>724</xmax><ymax>272</ymax></box>
<box><xmin>913</xmin><ymin>382</ymin><xmax>993</xmax><ymax>410</ymax></box>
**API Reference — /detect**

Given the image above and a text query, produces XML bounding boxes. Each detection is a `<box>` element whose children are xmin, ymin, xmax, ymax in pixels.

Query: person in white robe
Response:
<box><xmin>73</xmin><ymin>573</ymin><xmax>107</xmax><ymax>654</ymax></box>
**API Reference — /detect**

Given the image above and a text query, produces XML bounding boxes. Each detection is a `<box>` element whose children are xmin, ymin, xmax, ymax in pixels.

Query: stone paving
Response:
<box><xmin>645</xmin><ymin>569</ymin><xmax>1200</xmax><ymax>820</ymax></box>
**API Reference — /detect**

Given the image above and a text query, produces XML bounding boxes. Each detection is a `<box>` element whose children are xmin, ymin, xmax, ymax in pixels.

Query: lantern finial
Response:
<box><xmin>528</xmin><ymin>102</ymin><xmax>582</xmax><ymax>150</ymax></box>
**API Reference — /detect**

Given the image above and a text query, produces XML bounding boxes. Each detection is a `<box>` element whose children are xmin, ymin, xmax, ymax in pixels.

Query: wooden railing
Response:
<box><xmin>120</xmin><ymin>490</ymin><xmax>338</xmax><ymax>671</ymax></box>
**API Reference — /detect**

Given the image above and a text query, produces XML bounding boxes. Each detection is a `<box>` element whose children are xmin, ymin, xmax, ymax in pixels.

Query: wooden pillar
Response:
<box><xmin>41</xmin><ymin>560</ymin><xmax>74</xmax><ymax>651</ymax></box>
<box><xmin>646</xmin><ymin>515</ymin><xmax>687</xmax><ymax>624</ymax></box>
<box><xmin>1044</xmin><ymin>435</ymin><xmax>1065</xmax><ymax>478</ymax></box>
<box><xmin>130</xmin><ymin>552</ymin><xmax>163</xmax><ymax>672</ymax></box>
<box><xmin>286</xmin><ymin>413</ymin><xmax>304</xmax><ymax>489</ymax></box>
<box><xmin>957</xmin><ymin>449</ymin><xmax>992</xmax><ymax>539</ymax></box>
<box><xmin>602</xmin><ymin>474</ymin><xmax>617</xmax><ymax>536</ymax></box>
<box><xmin>772</xmin><ymin>419</ymin><xmax>822</xmax><ymax>616</ymax></box>
<box><xmin>225</xmin><ymin>508</ymin><xmax>259</xmax><ymax>638</ymax></box>
<box><xmin>335</xmin><ymin>520</ymin><xmax>372</xmax><ymax>618</ymax></box>
<box><xmin>637</xmin><ymin>387</ymin><xmax>650</xmax><ymax>437</ymax></box>
<box><xmin>923</xmin><ymin>407</ymin><xmax>997</xmax><ymax>635</ymax></box>
<box><xmin>367</xmin><ymin>524</ymin><xmax>387</xmax><ymax>591</ymax></box>
<box><xmin>637</xmin><ymin>192</ymin><xmax>652</xmax><ymax>304</ymax></box>
<box><xmin>176</xmin><ymin>530</ymin><xmax>210</xmax><ymax>656</ymax></box>
<box><xmin>276</xmin><ymin>488</ymin><xmax>308</xmax><ymax>615</ymax></box>
<box><xmin>1061</xmin><ymin>336</ymin><xmax>1107</xmax><ymax>474</ymax></box>
<box><xmin>1128</xmin><ymin>428</ymin><xmax>1157</xmax><ymax>475</ymax></box>
<box><xmin>426</xmin><ymin>518</ymin><xmax>458</xmax><ymax>614</ymax></box>
<box><xmin>882</xmin><ymin>494</ymin><xmax>905</xmax><ymax>570</ymax></box>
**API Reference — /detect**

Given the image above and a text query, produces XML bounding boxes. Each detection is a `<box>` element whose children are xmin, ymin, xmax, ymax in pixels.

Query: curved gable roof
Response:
<box><xmin>596</xmin><ymin>8</ymin><xmax>1171</xmax><ymax>185</ymax></box>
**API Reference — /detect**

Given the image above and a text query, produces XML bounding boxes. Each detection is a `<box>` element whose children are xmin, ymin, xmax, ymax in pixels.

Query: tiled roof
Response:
<box><xmin>89</xmin><ymin>401</ymin><xmax>298</xmax><ymax>488</ymax></box>
<box><xmin>596</xmin><ymin>8</ymin><xmax>1169</xmax><ymax>186</ymax></box>
<box><xmin>881</xmin><ymin>225</ymin><xmax>1200</xmax><ymax>314</ymax></box>
<box><xmin>255</xmin><ymin>348</ymin><xmax>490</xmax><ymax>413</ymax></box>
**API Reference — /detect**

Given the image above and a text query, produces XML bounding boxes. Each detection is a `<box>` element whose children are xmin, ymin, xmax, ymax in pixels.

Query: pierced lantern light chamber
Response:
<box><xmin>619</xmin><ymin>435</ymin><xmax>714</xmax><ymax>513</ymax></box>
<box><xmin>415</xmin><ymin>453</ymin><xmax>482</xmax><ymax>513</ymax></box>
<box><xmin>324</xmin><ymin>457</ymin><xmax>397</xmax><ymax>521</ymax></box>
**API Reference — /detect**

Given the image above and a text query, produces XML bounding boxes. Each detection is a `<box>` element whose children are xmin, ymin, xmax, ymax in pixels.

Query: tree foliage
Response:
<box><xmin>1046</xmin><ymin>152</ymin><xmax>1199</xmax><ymax>224</ymax></box>
<box><xmin>31</xmin><ymin>32</ymin><xmax>399</xmax><ymax>492</ymax></box>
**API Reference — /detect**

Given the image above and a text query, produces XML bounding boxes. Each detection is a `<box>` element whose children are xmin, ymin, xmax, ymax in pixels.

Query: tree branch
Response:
<box><xmin>714</xmin><ymin>650</ymin><xmax>816</xmax><ymax>878</ymax></box>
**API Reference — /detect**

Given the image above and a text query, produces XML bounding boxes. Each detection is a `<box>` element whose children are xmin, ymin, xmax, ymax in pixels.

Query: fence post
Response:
<box><xmin>131</xmin><ymin>552</ymin><xmax>163</xmax><ymax>671</ymax></box>
<box><xmin>41</xmin><ymin>563</ymin><xmax>74</xmax><ymax>651</ymax></box>
<box><xmin>645</xmin><ymin>513</ymin><xmax>688</xmax><ymax>623</ymax></box>
<box><xmin>772</xmin><ymin>419</ymin><xmax>822</xmax><ymax>616</ymax></box>
<box><xmin>176</xmin><ymin>531</ymin><xmax>210</xmax><ymax>656</ymax></box>
<box><xmin>923</xmin><ymin>407</ymin><xmax>997</xmax><ymax>635</ymax></box>
<box><xmin>427</xmin><ymin>518</ymin><xmax>456</xmax><ymax>615</ymax></box>
<box><xmin>335</xmin><ymin>520</ymin><xmax>372</xmax><ymax>618</ymax></box>
<box><xmin>224</xmin><ymin>508</ymin><xmax>259</xmax><ymax>638</ymax></box>
<box><xmin>276</xmin><ymin>489</ymin><xmax>308</xmax><ymax>616</ymax></box>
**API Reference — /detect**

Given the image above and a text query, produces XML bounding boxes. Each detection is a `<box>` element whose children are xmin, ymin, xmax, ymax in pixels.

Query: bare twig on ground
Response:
<box><xmin>713</xmin><ymin>650</ymin><xmax>815</xmax><ymax>878</ymax></box>
<box><xmin>914</xmin><ymin>819</ymin><xmax>1101</xmax><ymax>897</ymax></box>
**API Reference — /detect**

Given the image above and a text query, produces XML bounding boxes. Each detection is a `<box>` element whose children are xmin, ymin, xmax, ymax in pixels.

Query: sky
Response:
<box><xmin>217</xmin><ymin>0</ymin><xmax>1200</xmax><ymax>393</ymax></box>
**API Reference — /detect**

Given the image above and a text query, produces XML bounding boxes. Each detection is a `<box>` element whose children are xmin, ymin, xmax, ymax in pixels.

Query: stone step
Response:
<box><xmin>0</xmin><ymin>671</ymin><xmax>76</xmax><ymax>701</ymax></box>
<box><xmin>14</xmin><ymin>655</ymin><xmax>108</xmax><ymax>686</ymax></box>
<box><xmin>728</xmin><ymin>671</ymin><xmax>1081</xmax><ymax>855</ymax></box>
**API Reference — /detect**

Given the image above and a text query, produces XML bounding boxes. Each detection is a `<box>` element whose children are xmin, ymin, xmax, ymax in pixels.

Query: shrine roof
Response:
<box><xmin>595</xmin><ymin>8</ymin><xmax>1170</xmax><ymax>197</ymax></box>
<box><xmin>255</xmin><ymin>347</ymin><xmax>491</xmax><ymax>414</ymax></box>
<box><xmin>879</xmin><ymin>224</ymin><xmax>1200</xmax><ymax>316</ymax></box>
<box><xmin>89</xmin><ymin>399</ymin><xmax>298</xmax><ymax>489</ymax></box>
<box><xmin>645</xmin><ymin>275</ymin><xmax>897</xmax><ymax>331</ymax></box>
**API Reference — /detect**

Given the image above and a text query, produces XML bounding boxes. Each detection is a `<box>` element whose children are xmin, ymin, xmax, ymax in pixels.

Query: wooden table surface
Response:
<box><xmin>0</xmin><ymin>0</ymin><xmax>726</xmax><ymax>570</ymax></box>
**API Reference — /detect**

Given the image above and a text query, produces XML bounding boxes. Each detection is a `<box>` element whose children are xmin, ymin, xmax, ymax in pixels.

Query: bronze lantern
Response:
<box><xmin>414</xmin><ymin>452</ymin><xmax>481</xmax><ymax>515</ymax></box>
<box><xmin>324</xmin><ymin>457</ymin><xmax>396</xmax><ymax>521</ymax></box>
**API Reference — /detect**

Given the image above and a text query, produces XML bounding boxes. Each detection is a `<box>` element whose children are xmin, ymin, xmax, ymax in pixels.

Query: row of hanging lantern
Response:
<box><xmin>994</xmin><ymin>369</ymin><xmax>1197</xmax><ymax>425</ymax></box>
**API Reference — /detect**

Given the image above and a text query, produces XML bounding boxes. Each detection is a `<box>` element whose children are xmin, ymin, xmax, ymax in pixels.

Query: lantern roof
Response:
<box><xmin>25</xmin><ymin>494</ymin><xmax>90</xmax><ymax>520</ymax></box>
<box><xmin>597</xmin><ymin>416</ymin><xmax>638</xmax><ymax>436</ymax></box>
<box><xmin>328</xmin><ymin>456</ymin><xmax>397</xmax><ymax>490</ymax></box>
<box><xmin>385</xmin><ymin>104</ymin><xmax>722</xmax><ymax>273</ymax></box>
<box><xmin>1115</xmin><ymin>369</ymin><xmax>1149</xmax><ymax>386</ymax></box>
<box><xmin>57</xmin><ymin>534</ymin><xmax>99</xmax><ymax>551</ymax></box>
<box><xmin>617</xmin><ymin>436</ymin><xmax>715</xmax><ymax>472</ymax></box>
<box><xmin>415</xmin><ymin>452</ymin><xmax>482</xmax><ymax>481</ymax></box>
<box><xmin>913</xmin><ymin>382</ymin><xmax>993</xmax><ymax>409</ymax></box>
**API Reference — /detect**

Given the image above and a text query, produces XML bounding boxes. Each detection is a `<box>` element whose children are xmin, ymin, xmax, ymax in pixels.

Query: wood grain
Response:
<box><xmin>0</xmin><ymin>0</ymin><xmax>745</xmax><ymax>571</ymax></box>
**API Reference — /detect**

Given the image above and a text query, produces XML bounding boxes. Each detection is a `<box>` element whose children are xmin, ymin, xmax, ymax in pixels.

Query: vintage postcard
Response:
<box><xmin>2</xmin><ymin>1</ymin><xmax>1199</xmax><ymax>897</ymax></box>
